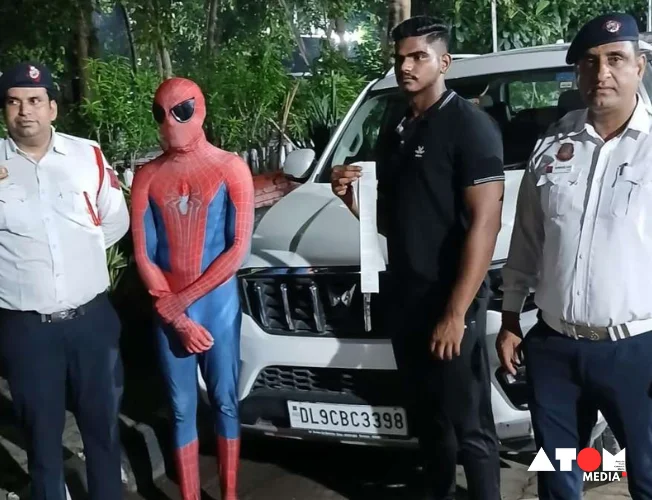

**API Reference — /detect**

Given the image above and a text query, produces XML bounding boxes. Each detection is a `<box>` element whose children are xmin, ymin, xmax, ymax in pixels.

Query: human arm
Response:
<box><xmin>496</xmin><ymin>158</ymin><xmax>545</xmax><ymax>373</ymax></box>
<box><xmin>330</xmin><ymin>164</ymin><xmax>389</xmax><ymax>237</ymax></box>
<box><xmin>130</xmin><ymin>165</ymin><xmax>213</xmax><ymax>352</ymax></box>
<box><xmin>129</xmin><ymin>165</ymin><xmax>172</xmax><ymax>298</ymax></box>
<box><xmin>444</xmin><ymin>183</ymin><xmax>504</xmax><ymax>316</ymax></box>
<box><xmin>500</xmin><ymin>164</ymin><xmax>545</xmax><ymax>322</ymax></box>
<box><xmin>431</xmin><ymin>112</ymin><xmax>505</xmax><ymax>360</ymax></box>
<box><xmin>94</xmin><ymin>147</ymin><xmax>130</xmax><ymax>248</ymax></box>
<box><xmin>155</xmin><ymin>156</ymin><xmax>254</xmax><ymax>321</ymax></box>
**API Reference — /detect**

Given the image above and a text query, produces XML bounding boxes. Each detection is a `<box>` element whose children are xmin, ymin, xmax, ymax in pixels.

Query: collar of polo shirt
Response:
<box><xmin>3</xmin><ymin>125</ymin><xmax>67</xmax><ymax>160</ymax></box>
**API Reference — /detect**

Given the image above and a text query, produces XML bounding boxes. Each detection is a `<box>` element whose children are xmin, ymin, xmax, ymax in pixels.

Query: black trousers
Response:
<box><xmin>523</xmin><ymin>319</ymin><xmax>652</xmax><ymax>500</ymax></box>
<box><xmin>0</xmin><ymin>292</ymin><xmax>124</xmax><ymax>500</ymax></box>
<box><xmin>387</xmin><ymin>281</ymin><xmax>500</xmax><ymax>500</ymax></box>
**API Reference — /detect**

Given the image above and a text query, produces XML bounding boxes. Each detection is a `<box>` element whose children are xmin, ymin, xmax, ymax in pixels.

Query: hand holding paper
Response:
<box><xmin>353</xmin><ymin>162</ymin><xmax>386</xmax><ymax>295</ymax></box>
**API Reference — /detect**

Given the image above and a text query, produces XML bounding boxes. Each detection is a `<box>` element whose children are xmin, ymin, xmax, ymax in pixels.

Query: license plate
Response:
<box><xmin>287</xmin><ymin>401</ymin><xmax>408</xmax><ymax>437</ymax></box>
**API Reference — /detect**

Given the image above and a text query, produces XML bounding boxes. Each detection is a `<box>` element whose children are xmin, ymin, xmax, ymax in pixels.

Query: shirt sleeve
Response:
<box><xmin>501</xmin><ymin>144</ymin><xmax>546</xmax><ymax>313</ymax></box>
<box><xmin>95</xmin><ymin>148</ymin><xmax>130</xmax><ymax>248</ymax></box>
<box><xmin>456</xmin><ymin>110</ymin><xmax>505</xmax><ymax>188</ymax></box>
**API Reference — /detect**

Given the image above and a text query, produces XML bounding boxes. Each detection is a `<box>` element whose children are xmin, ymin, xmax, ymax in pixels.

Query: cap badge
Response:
<box><xmin>28</xmin><ymin>65</ymin><xmax>40</xmax><ymax>81</ymax></box>
<box><xmin>556</xmin><ymin>143</ymin><xmax>574</xmax><ymax>161</ymax></box>
<box><xmin>604</xmin><ymin>20</ymin><xmax>621</xmax><ymax>33</ymax></box>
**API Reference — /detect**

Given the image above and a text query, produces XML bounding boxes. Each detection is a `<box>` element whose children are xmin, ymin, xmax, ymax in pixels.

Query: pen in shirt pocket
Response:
<box><xmin>83</xmin><ymin>191</ymin><xmax>101</xmax><ymax>226</ymax></box>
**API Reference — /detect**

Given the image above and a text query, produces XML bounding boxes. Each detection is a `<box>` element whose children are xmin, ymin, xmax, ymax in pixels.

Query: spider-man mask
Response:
<box><xmin>152</xmin><ymin>77</ymin><xmax>207</xmax><ymax>150</ymax></box>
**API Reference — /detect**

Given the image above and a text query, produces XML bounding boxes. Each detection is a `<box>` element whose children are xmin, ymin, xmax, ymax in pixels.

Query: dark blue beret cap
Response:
<box><xmin>566</xmin><ymin>13</ymin><xmax>640</xmax><ymax>64</ymax></box>
<box><xmin>0</xmin><ymin>62</ymin><xmax>55</xmax><ymax>104</ymax></box>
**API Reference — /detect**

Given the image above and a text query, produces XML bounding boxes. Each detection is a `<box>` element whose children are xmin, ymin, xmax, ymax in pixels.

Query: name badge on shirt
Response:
<box><xmin>545</xmin><ymin>164</ymin><xmax>572</xmax><ymax>174</ymax></box>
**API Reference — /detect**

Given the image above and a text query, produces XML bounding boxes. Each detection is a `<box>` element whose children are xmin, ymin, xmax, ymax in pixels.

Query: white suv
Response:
<box><xmin>200</xmin><ymin>41</ymin><xmax>652</xmax><ymax>450</ymax></box>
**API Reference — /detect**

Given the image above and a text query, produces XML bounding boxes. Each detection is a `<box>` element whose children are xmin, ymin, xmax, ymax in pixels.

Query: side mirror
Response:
<box><xmin>282</xmin><ymin>148</ymin><xmax>315</xmax><ymax>181</ymax></box>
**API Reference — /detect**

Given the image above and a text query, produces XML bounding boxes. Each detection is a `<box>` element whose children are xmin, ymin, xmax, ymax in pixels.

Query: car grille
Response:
<box><xmin>251</xmin><ymin>366</ymin><xmax>402</xmax><ymax>403</ymax></box>
<box><xmin>239</xmin><ymin>265</ymin><xmax>535</xmax><ymax>338</ymax></box>
<box><xmin>239</xmin><ymin>266</ymin><xmax>392</xmax><ymax>338</ymax></box>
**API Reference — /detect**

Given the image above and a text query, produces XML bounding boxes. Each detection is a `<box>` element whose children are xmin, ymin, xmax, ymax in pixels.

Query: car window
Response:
<box><xmin>323</xmin><ymin>93</ymin><xmax>400</xmax><ymax>168</ymax></box>
<box><xmin>316</xmin><ymin>66</ymin><xmax>582</xmax><ymax>183</ymax></box>
<box><xmin>316</xmin><ymin>91</ymin><xmax>407</xmax><ymax>183</ymax></box>
<box><xmin>642</xmin><ymin>59</ymin><xmax>652</xmax><ymax>99</ymax></box>
<box><xmin>316</xmin><ymin>61</ymin><xmax>652</xmax><ymax>183</ymax></box>
<box><xmin>508</xmin><ymin>80</ymin><xmax>572</xmax><ymax>112</ymax></box>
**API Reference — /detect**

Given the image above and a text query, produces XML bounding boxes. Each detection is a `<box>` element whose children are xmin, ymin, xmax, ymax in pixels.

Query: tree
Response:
<box><xmin>388</xmin><ymin>0</ymin><xmax>411</xmax><ymax>36</ymax></box>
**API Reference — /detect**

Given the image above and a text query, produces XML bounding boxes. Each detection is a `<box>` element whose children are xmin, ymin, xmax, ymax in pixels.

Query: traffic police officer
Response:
<box><xmin>332</xmin><ymin>16</ymin><xmax>505</xmax><ymax>500</ymax></box>
<box><xmin>0</xmin><ymin>62</ymin><xmax>129</xmax><ymax>500</ymax></box>
<box><xmin>497</xmin><ymin>13</ymin><xmax>652</xmax><ymax>500</ymax></box>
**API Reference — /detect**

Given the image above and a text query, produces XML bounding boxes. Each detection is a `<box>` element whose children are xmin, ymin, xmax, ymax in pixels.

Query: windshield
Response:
<box><xmin>315</xmin><ymin>64</ymin><xmax>652</xmax><ymax>183</ymax></box>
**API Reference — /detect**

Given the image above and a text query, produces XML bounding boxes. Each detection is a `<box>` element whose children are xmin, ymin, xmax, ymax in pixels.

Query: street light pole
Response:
<box><xmin>491</xmin><ymin>0</ymin><xmax>498</xmax><ymax>52</ymax></box>
<box><xmin>648</xmin><ymin>0</ymin><xmax>651</xmax><ymax>32</ymax></box>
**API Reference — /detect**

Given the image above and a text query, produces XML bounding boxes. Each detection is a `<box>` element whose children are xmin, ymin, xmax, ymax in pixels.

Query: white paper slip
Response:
<box><xmin>353</xmin><ymin>161</ymin><xmax>386</xmax><ymax>294</ymax></box>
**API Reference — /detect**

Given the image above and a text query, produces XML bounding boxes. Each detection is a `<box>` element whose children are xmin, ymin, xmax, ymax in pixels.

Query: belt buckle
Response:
<box><xmin>562</xmin><ymin>321</ymin><xmax>604</xmax><ymax>341</ymax></box>
<box><xmin>45</xmin><ymin>308</ymin><xmax>80</xmax><ymax>323</ymax></box>
<box><xmin>57</xmin><ymin>309</ymin><xmax>75</xmax><ymax>321</ymax></box>
<box><xmin>576</xmin><ymin>325</ymin><xmax>606</xmax><ymax>341</ymax></box>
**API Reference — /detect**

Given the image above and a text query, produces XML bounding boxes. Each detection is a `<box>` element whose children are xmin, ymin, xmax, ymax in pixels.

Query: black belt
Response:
<box><xmin>39</xmin><ymin>292</ymin><xmax>105</xmax><ymax>323</ymax></box>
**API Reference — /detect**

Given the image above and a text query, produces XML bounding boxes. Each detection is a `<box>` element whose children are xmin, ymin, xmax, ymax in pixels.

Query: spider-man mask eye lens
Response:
<box><xmin>152</xmin><ymin>102</ymin><xmax>165</xmax><ymax>124</ymax></box>
<box><xmin>171</xmin><ymin>98</ymin><xmax>195</xmax><ymax>123</ymax></box>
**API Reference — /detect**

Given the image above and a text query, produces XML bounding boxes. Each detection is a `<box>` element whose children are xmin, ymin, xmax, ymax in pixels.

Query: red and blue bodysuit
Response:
<box><xmin>130</xmin><ymin>77</ymin><xmax>254</xmax><ymax>500</ymax></box>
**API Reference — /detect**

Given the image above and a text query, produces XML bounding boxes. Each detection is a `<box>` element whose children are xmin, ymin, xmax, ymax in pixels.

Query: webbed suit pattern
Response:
<box><xmin>130</xmin><ymin>77</ymin><xmax>254</xmax><ymax>500</ymax></box>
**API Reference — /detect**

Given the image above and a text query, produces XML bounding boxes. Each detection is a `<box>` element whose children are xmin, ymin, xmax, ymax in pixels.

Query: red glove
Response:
<box><xmin>171</xmin><ymin>315</ymin><xmax>214</xmax><ymax>354</ymax></box>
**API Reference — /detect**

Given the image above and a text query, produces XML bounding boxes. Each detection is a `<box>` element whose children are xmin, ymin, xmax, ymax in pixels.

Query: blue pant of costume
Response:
<box><xmin>154</xmin><ymin>276</ymin><xmax>241</xmax><ymax>446</ymax></box>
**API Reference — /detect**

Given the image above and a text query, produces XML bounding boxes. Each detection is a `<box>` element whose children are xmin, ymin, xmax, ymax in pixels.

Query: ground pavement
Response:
<box><xmin>0</xmin><ymin>317</ymin><xmax>633</xmax><ymax>500</ymax></box>
<box><xmin>0</xmin><ymin>373</ymin><xmax>632</xmax><ymax>500</ymax></box>
<box><xmin>144</xmin><ymin>441</ymin><xmax>632</xmax><ymax>500</ymax></box>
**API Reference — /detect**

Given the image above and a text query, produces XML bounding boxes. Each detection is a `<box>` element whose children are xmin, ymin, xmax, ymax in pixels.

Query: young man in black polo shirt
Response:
<box><xmin>331</xmin><ymin>16</ymin><xmax>505</xmax><ymax>500</ymax></box>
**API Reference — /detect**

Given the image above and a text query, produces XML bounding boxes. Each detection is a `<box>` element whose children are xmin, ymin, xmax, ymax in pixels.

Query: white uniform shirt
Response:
<box><xmin>0</xmin><ymin>128</ymin><xmax>130</xmax><ymax>314</ymax></box>
<box><xmin>502</xmin><ymin>96</ymin><xmax>652</xmax><ymax>328</ymax></box>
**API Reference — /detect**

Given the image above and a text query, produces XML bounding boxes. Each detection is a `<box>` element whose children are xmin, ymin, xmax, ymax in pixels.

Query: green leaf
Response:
<box><xmin>536</xmin><ymin>0</ymin><xmax>551</xmax><ymax>16</ymax></box>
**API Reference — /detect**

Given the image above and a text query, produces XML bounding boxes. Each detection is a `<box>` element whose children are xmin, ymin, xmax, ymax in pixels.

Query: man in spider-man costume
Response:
<box><xmin>130</xmin><ymin>77</ymin><xmax>254</xmax><ymax>500</ymax></box>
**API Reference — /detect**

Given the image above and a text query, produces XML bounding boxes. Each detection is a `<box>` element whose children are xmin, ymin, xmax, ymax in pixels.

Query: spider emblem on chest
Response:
<box><xmin>163</xmin><ymin>180</ymin><xmax>202</xmax><ymax>215</ymax></box>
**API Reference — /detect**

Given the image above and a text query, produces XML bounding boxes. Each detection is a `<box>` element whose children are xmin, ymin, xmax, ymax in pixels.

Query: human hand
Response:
<box><xmin>0</xmin><ymin>167</ymin><xmax>8</xmax><ymax>181</ymax></box>
<box><xmin>430</xmin><ymin>314</ymin><xmax>467</xmax><ymax>361</ymax></box>
<box><xmin>155</xmin><ymin>293</ymin><xmax>189</xmax><ymax>324</ymax></box>
<box><xmin>496</xmin><ymin>325</ymin><xmax>523</xmax><ymax>376</ymax></box>
<box><xmin>172</xmin><ymin>315</ymin><xmax>214</xmax><ymax>354</ymax></box>
<box><xmin>330</xmin><ymin>164</ymin><xmax>362</xmax><ymax>202</ymax></box>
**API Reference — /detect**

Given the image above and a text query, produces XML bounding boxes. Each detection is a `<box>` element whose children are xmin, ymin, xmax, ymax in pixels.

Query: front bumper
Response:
<box><xmin>236</xmin><ymin>390</ymin><xmax>538</xmax><ymax>452</ymax></box>
<box><xmin>199</xmin><ymin>309</ymin><xmax>542</xmax><ymax>450</ymax></box>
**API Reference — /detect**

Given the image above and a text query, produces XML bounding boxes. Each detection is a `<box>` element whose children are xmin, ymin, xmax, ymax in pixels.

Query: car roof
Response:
<box><xmin>371</xmin><ymin>40</ymin><xmax>652</xmax><ymax>92</ymax></box>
